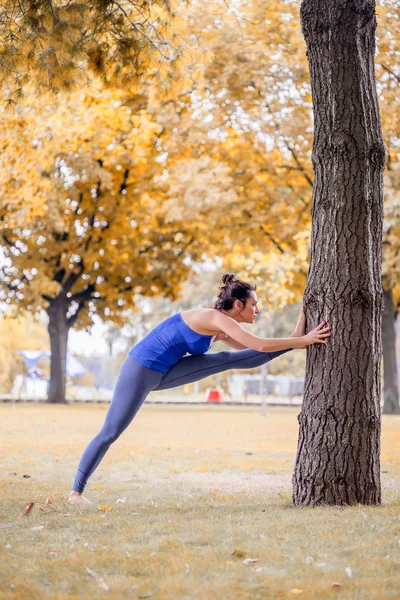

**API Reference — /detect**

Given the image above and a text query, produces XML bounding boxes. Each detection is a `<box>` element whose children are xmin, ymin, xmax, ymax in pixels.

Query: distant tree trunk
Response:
<box><xmin>293</xmin><ymin>0</ymin><xmax>385</xmax><ymax>506</ymax></box>
<box><xmin>382</xmin><ymin>288</ymin><xmax>400</xmax><ymax>414</ymax></box>
<box><xmin>47</xmin><ymin>298</ymin><xmax>69</xmax><ymax>404</ymax></box>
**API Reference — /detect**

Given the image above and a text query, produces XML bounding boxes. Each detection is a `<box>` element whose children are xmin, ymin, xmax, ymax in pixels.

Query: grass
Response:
<box><xmin>1</xmin><ymin>403</ymin><xmax>400</xmax><ymax>599</ymax></box>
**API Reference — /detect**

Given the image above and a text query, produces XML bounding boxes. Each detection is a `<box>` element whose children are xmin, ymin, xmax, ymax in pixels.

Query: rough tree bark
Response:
<box><xmin>382</xmin><ymin>288</ymin><xmax>400</xmax><ymax>414</ymax></box>
<box><xmin>292</xmin><ymin>0</ymin><xmax>386</xmax><ymax>506</ymax></box>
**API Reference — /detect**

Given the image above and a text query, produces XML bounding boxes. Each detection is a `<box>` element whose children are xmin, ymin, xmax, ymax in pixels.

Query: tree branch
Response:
<box><xmin>381</xmin><ymin>63</ymin><xmax>400</xmax><ymax>84</ymax></box>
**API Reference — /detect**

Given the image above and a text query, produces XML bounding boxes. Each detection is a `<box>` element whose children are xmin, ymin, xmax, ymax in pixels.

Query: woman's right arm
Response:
<box><xmin>209</xmin><ymin>312</ymin><xmax>331</xmax><ymax>352</ymax></box>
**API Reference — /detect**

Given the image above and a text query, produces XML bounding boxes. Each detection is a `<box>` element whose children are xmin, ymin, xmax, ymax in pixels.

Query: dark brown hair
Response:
<box><xmin>214</xmin><ymin>273</ymin><xmax>256</xmax><ymax>311</ymax></box>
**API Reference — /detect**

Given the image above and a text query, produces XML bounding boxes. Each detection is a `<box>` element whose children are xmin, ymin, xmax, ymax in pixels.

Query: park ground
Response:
<box><xmin>1</xmin><ymin>404</ymin><xmax>400</xmax><ymax>599</ymax></box>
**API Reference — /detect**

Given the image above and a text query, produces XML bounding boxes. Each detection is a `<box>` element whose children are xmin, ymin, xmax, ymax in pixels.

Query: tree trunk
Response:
<box><xmin>382</xmin><ymin>288</ymin><xmax>400</xmax><ymax>414</ymax></box>
<box><xmin>293</xmin><ymin>0</ymin><xmax>385</xmax><ymax>506</ymax></box>
<box><xmin>47</xmin><ymin>298</ymin><xmax>69</xmax><ymax>404</ymax></box>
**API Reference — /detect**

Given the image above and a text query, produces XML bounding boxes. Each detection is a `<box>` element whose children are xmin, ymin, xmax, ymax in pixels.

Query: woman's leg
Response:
<box><xmin>154</xmin><ymin>348</ymin><xmax>291</xmax><ymax>391</ymax></box>
<box><xmin>72</xmin><ymin>356</ymin><xmax>162</xmax><ymax>493</ymax></box>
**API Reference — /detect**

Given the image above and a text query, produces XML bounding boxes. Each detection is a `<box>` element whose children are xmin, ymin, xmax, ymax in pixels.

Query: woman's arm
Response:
<box><xmin>209</xmin><ymin>311</ymin><xmax>331</xmax><ymax>352</ymax></box>
<box><xmin>221</xmin><ymin>335</ymin><xmax>248</xmax><ymax>350</ymax></box>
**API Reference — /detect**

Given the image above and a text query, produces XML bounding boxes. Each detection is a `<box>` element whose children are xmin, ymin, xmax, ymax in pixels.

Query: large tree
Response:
<box><xmin>0</xmin><ymin>88</ymin><xmax>236</xmax><ymax>403</ymax></box>
<box><xmin>292</xmin><ymin>0</ymin><xmax>386</xmax><ymax>506</ymax></box>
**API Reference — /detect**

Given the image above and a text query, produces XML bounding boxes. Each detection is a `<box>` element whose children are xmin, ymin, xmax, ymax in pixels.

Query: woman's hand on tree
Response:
<box><xmin>302</xmin><ymin>321</ymin><xmax>332</xmax><ymax>347</ymax></box>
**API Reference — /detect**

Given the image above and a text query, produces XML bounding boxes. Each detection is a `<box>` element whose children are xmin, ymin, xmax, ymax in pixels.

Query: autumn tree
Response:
<box><xmin>292</xmin><ymin>0</ymin><xmax>385</xmax><ymax>506</ymax></box>
<box><xmin>0</xmin><ymin>0</ymin><xmax>196</xmax><ymax>99</ymax></box>
<box><xmin>0</xmin><ymin>87</ymin><xmax>237</xmax><ymax>403</ymax></box>
<box><xmin>0</xmin><ymin>312</ymin><xmax>49</xmax><ymax>392</ymax></box>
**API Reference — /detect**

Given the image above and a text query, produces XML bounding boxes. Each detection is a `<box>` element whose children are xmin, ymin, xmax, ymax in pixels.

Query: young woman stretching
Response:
<box><xmin>69</xmin><ymin>274</ymin><xmax>332</xmax><ymax>504</ymax></box>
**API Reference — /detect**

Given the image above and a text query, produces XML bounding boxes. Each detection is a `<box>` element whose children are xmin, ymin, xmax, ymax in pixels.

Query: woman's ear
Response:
<box><xmin>235</xmin><ymin>299</ymin><xmax>244</xmax><ymax>312</ymax></box>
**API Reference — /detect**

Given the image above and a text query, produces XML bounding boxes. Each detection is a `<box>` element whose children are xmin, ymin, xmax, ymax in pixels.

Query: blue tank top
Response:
<box><xmin>128</xmin><ymin>313</ymin><xmax>214</xmax><ymax>373</ymax></box>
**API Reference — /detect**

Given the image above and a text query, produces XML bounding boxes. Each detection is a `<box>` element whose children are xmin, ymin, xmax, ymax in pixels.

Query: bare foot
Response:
<box><xmin>290</xmin><ymin>306</ymin><xmax>306</xmax><ymax>338</ymax></box>
<box><xmin>68</xmin><ymin>491</ymin><xmax>95</xmax><ymax>505</ymax></box>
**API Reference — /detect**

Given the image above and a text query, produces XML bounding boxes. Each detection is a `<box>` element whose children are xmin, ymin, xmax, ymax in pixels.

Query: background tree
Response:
<box><xmin>292</xmin><ymin>0</ymin><xmax>386</xmax><ymax>506</ymax></box>
<box><xmin>0</xmin><ymin>87</ymin><xmax>237</xmax><ymax>403</ymax></box>
<box><xmin>0</xmin><ymin>312</ymin><xmax>48</xmax><ymax>392</ymax></box>
<box><xmin>0</xmin><ymin>0</ymin><xmax>200</xmax><ymax>99</ymax></box>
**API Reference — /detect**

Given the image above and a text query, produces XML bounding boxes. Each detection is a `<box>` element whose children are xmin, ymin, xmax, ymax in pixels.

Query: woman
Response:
<box><xmin>69</xmin><ymin>274</ymin><xmax>331</xmax><ymax>504</ymax></box>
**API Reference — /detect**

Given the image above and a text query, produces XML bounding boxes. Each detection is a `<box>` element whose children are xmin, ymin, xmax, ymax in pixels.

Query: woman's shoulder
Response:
<box><xmin>180</xmin><ymin>308</ymin><xmax>220</xmax><ymax>335</ymax></box>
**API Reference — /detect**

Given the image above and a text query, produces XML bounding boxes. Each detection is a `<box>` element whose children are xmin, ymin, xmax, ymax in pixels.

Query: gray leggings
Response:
<box><xmin>72</xmin><ymin>348</ymin><xmax>290</xmax><ymax>492</ymax></box>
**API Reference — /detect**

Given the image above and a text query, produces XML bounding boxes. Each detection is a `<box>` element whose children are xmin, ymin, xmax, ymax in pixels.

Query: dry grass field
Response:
<box><xmin>1</xmin><ymin>403</ymin><xmax>400</xmax><ymax>599</ymax></box>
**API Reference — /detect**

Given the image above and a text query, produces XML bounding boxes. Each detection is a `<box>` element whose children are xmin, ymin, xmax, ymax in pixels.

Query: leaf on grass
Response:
<box><xmin>213</xmin><ymin>488</ymin><xmax>221</xmax><ymax>492</ymax></box>
<box><xmin>99</xmin><ymin>580</ymin><xmax>109</xmax><ymax>591</ymax></box>
<box><xmin>99</xmin><ymin>505</ymin><xmax>107</xmax><ymax>512</ymax></box>
<box><xmin>242</xmin><ymin>558</ymin><xmax>259</xmax><ymax>565</ymax></box>
<box><xmin>31</xmin><ymin>525</ymin><xmax>44</xmax><ymax>531</ymax></box>
<box><xmin>232</xmin><ymin>549</ymin><xmax>246</xmax><ymax>558</ymax></box>
<box><xmin>69</xmin><ymin>554</ymin><xmax>81</xmax><ymax>561</ymax></box>
<box><xmin>23</xmin><ymin>502</ymin><xmax>34</xmax><ymax>516</ymax></box>
<box><xmin>331</xmin><ymin>582</ymin><xmax>342</xmax><ymax>588</ymax></box>
<box><xmin>85</xmin><ymin>567</ymin><xmax>98</xmax><ymax>578</ymax></box>
<box><xmin>46</xmin><ymin>498</ymin><xmax>52</xmax><ymax>505</ymax></box>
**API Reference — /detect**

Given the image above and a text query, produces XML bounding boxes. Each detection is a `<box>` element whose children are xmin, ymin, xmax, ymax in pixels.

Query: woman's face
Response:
<box><xmin>237</xmin><ymin>291</ymin><xmax>259</xmax><ymax>323</ymax></box>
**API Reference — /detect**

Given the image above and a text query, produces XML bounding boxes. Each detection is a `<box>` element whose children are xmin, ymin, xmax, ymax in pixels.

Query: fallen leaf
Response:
<box><xmin>46</xmin><ymin>498</ymin><xmax>52</xmax><ymax>505</ymax></box>
<box><xmin>99</xmin><ymin>580</ymin><xmax>109</xmax><ymax>591</ymax></box>
<box><xmin>98</xmin><ymin>505</ymin><xmax>107</xmax><ymax>512</ymax></box>
<box><xmin>232</xmin><ymin>549</ymin><xmax>246</xmax><ymax>558</ymax></box>
<box><xmin>31</xmin><ymin>526</ymin><xmax>44</xmax><ymax>531</ymax></box>
<box><xmin>213</xmin><ymin>488</ymin><xmax>221</xmax><ymax>492</ymax></box>
<box><xmin>331</xmin><ymin>582</ymin><xmax>342</xmax><ymax>588</ymax></box>
<box><xmin>85</xmin><ymin>567</ymin><xmax>98</xmax><ymax>578</ymax></box>
<box><xmin>69</xmin><ymin>554</ymin><xmax>81</xmax><ymax>561</ymax></box>
<box><xmin>23</xmin><ymin>502</ymin><xmax>34</xmax><ymax>516</ymax></box>
<box><xmin>243</xmin><ymin>558</ymin><xmax>259</xmax><ymax>565</ymax></box>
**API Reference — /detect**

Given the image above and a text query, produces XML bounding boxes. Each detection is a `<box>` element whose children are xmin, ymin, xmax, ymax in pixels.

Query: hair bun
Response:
<box><xmin>221</xmin><ymin>273</ymin><xmax>237</xmax><ymax>286</ymax></box>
